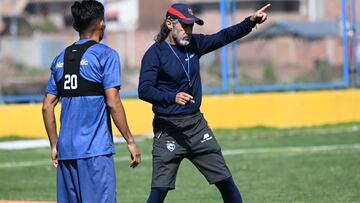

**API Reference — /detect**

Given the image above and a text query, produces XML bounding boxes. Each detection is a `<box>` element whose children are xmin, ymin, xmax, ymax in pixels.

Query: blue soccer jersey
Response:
<box><xmin>46</xmin><ymin>39</ymin><xmax>121</xmax><ymax>160</ymax></box>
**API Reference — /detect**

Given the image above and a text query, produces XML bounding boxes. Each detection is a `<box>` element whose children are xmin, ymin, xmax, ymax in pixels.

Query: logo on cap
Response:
<box><xmin>188</xmin><ymin>8</ymin><xmax>193</xmax><ymax>15</ymax></box>
<box><xmin>166</xmin><ymin>3</ymin><xmax>204</xmax><ymax>25</ymax></box>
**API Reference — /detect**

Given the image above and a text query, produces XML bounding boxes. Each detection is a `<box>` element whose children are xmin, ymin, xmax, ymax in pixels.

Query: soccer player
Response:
<box><xmin>42</xmin><ymin>1</ymin><xmax>141</xmax><ymax>202</ymax></box>
<box><xmin>138</xmin><ymin>3</ymin><xmax>270</xmax><ymax>203</ymax></box>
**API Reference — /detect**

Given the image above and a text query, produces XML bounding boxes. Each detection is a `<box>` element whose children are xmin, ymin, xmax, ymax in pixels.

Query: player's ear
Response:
<box><xmin>99</xmin><ymin>19</ymin><xmax>106</xmax><ymax>30</ymax></box>
<box><xmin>73</xmin><ymin>23</ymin><xmax>79</xmax><ymax>32</ymax></box>
<box><xmin>166</xmin><ymin>19</ymin><xmax>172</xmax><ymax>30</ymax></box>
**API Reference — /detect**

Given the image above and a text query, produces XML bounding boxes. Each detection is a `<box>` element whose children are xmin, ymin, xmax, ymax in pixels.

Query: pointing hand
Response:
<box><xmin>250</xmin><ymin>3</ymin><xmax>271</xmax><ymax>24</ymax></box>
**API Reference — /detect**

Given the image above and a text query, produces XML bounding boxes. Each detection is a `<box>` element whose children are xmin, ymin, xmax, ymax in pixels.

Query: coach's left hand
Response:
<box><xmin>250</xmin><ymin>3</ymin><xmax>271</xmax><ymax>24</ymax></box>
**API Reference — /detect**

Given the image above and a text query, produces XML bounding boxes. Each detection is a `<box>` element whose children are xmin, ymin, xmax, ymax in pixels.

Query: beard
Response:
<box><xmin>172</xmin><ymin>27</ymin><xmax>190</xmax><ymax>46</ymax></box>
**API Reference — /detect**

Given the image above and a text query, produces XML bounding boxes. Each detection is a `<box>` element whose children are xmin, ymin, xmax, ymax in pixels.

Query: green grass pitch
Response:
<box><xmin>0</xmin><ymin>123</ymin><xmax>360</xmax><ymax>202</ymax></box>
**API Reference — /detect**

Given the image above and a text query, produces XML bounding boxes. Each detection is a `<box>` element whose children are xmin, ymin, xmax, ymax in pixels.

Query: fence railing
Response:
<box><xmin>0</xmin><ymin>0</ymin><xmax>358</xmax><ymax>104</ymax></box>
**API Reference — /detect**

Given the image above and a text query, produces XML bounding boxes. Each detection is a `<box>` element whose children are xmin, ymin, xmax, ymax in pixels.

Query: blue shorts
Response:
<box><xmin>57</xmin><ymin>154</ymin><xmax>116</xmax><ymax>203</ymax></box>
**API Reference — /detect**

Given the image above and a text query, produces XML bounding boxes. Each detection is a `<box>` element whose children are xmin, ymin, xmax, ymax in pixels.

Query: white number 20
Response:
<box><xmin>64</xmin><ymin>74</ymin><xmax>78</xmax><ymax>90</ymax></box>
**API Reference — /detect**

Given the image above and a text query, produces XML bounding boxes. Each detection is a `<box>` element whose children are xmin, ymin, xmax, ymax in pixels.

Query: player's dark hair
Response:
<box><xmin>154</xmin><ymin>20</ymin><xmax>171</xmax><ymax>43</ymax></box>
<box><xmin>71</xmin><ymin>0</ymin><xmax>104</xmax><ymax>34</ymax></box>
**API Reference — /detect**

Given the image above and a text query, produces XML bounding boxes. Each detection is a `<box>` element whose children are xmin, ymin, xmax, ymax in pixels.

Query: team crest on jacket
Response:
<box><xmin>166</xmin><ymin>141</ymin><xmax>176</xmax><ymax>152</ymax></box>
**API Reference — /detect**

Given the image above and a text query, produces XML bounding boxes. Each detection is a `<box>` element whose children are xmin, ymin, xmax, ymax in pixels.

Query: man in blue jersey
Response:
<box><xmin>138</xmin><ymin>3</ymin><xmax>270</xmax><ymax>203</ymax></box>
<box><xmin>42</xmin><ymin>1</ymin><xmax>141</xmax><ymax>202</ymax></box>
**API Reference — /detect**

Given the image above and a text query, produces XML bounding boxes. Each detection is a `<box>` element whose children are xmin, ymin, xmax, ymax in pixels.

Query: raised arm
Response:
<box><xmin>105</xmin><ymin>88</ymin><xmax>141</xmax><ymax>168</ymax></box>
<box><xmin>196</xmin><ymin>4</ymin><xmax>271</xmax><ymax>56</ymax></box>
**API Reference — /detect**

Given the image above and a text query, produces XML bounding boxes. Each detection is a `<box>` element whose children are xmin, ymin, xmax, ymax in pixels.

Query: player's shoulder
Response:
<box><xmin>50</xmin><ymin>49</ymin><xmax>66</xmax><ymax>70</ymax></box>
<box><xmin>92</xmin><ymin>42</ymin><xmax>114</xmax><ymax>51</ymax></box>
<box><xmin>91</xmin><ymin>43</ymin><xmax>118</xmax><ymax>55</ymax></box>
<box><xmin>87</xmin><ymin>43</ymin><xmax>120</xmax><ymax>62</ymax></box>
<box><xmin>54</xmin><ymin>48</ymin><xmax>66</xmax><ymax>60</ymax></box>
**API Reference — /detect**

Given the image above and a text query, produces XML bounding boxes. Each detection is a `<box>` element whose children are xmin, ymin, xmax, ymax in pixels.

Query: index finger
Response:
<box><xmin>259</xmin><ymin>3</ymin><xmax>271</xmax><ymax>12</ymax></box>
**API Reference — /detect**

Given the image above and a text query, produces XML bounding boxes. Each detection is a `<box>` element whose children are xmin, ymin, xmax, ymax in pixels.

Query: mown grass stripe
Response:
<box><xmin>1</xmin><ymin>143</ymin><xmax>359</xmax><ymax>169</ymax></box>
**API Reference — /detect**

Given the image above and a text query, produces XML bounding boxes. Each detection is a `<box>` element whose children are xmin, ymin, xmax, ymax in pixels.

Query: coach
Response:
<box><xmin>138</xmin><ymin>2</ymin><xmax>270</xmax><ymax>203</ymax></box>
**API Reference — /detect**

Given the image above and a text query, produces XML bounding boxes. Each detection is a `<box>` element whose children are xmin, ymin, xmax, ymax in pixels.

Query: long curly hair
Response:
<box><xmin>154</xmin><ymin>20</ymin><xmax>171</xmax><ymax>43</ymax></box>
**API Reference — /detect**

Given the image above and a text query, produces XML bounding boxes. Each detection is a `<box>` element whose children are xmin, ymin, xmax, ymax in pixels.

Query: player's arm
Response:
<box><xmin>196</xmin><ymin>4</ymin><xmax>270</xmax><ymax>56</ymax></box>
<box><xmin>42</xmin><ymin>93</ymin><xmax>59</xmax><ymax>168</ymax></box>
<box><xmin>105</xmin><ymin>88</ymin><xmax>141</xmax><ymax>168</ymax></box>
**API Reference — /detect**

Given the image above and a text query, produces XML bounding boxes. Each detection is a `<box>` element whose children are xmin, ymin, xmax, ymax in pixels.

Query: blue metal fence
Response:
<box><xmin>202</xmin><ymin>0</ymin><xmax>233</xmax><ymax>95</ymax></box>
<box><xmin>231</xmin><ymin>0</ymin><xmax>350</xmax><ymax>93</ymax></box>
<box><xmin>342</xmin><ymin>0</ymin><xmax>351</xmax><ymax>88</ymax></box>
<box><xmin>0</xmin><ymin>0</ymin><xmax>357</xmax><ymax>104</ymax></box>
<box><xmin>352</xmin><ymin>0</ymin><xmax>360</xmax><ymax>87</ymax></box>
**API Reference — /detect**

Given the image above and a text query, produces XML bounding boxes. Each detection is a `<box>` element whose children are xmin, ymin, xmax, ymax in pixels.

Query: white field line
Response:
<box><xmin>1</xmin><ymin>144</ymin><xmax>360</xmax><ymax>169</ymax></box>
<box><xmin>0</xmin><ymin>201</ymin><xmax>55</xmax><ymax>203</ymax></box>
<box><xmin>1</xmin><ymin>124</ymin><xmax>359</xmax><ymax>150</ymax></box>
<box><xmin>0</xmin><ymin>137</ymin><xmax>129</xmax><ymax>150</ymax></box>
<box><xmin>221</xmin><ymin>143</ymin><xmax>360</xmax><ymax>155</ymax></box>
<box><xmin>0</xmin><ymin>139</ymin><xmax>50</xmax><ymax>150</ymax></box>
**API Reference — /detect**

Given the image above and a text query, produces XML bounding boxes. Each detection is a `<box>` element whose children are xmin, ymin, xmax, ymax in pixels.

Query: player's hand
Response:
<box><xmin>176</xmin><ymin>92</ymin><xmax>195</xmax><ymax>105</ymax></box>
<box><xmin>51</xmin><ymin>145</ymin><xmax>58</xmax><ymax>168</ymax></box>
<box><xmin>127</xmin><ymin>142</ymin><xmax>141</xmax><ymax>168</ymax></box>
<box><xmin>250</xmin><ymin>3</ymin><xmax>271</xmax><ymax>24</ymax></box>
